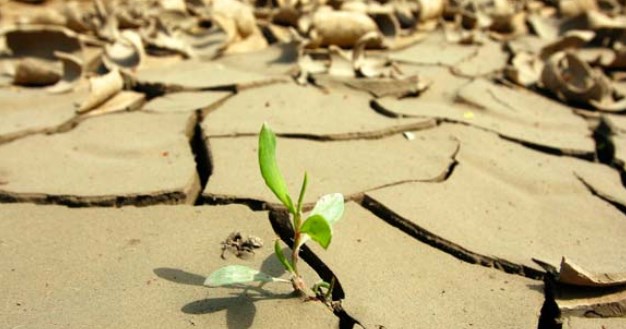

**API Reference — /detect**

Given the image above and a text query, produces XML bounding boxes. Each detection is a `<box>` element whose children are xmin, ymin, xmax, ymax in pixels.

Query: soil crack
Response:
<box><xmin>190</xmin><ymin>111</ymin><xmax>213</xmax><ymax>205</ymax></box>
<box><xmin>359</xmin><ymin>194</ymin><xmax>545</xmax><ymax>280</ymax></box>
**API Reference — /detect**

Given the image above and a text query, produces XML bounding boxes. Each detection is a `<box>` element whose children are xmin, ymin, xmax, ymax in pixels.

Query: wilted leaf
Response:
<box><xmin>258</xmin><ymin>123</ymin><xmax>295</xmax><ymax>212</ymax></box>
<box><xmin>300</xmin><ymin>214</ymin><xmax>332</xmax><ymax>249</ymax></box>
<box><xmin>204</xmin><ymin>265</ymin><xmax>289</xmax><ymax>287</ymax></box>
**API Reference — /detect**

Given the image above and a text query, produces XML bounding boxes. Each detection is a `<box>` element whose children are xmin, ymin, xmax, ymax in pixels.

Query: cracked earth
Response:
<box><xmin>1</xmin><ymin>0</ymin><xmax>626</xmax><ymax>328</ymax></box>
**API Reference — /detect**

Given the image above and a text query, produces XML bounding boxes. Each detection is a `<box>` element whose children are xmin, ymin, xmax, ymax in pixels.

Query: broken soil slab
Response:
<box><xmin>214</xmin><ymin>42</ymin><xmax>299</xmax><ymax>76</ymax></box>
<box><xmin>202</xmin><ymin>131</ymin><xmax>458</xmax><ymax>205</ymax></box>
<box><xmin>364</xmin><ymin>124</ymin><xmax>626</xmax><ymax>276</ymax></box>
<box><xmin>375</xmin><ymin>79</ymin><xmax>595</xmax><ymax>155</ymax></box>
<box><xmin>0</xmin><ymin>111</ymin><xmax>200</xmax><ymax>206</ymax></box>
<box><xmin>0</xmin><ymin>86</ymin><xmax>89</xmax><ymax>144</ymax></box>
<box><xmin>451</xmin><ymin>39</ymin><xmax>509</xmax><ymax>77</ymax></box>
<box><xmin>144</xmin><ymin>90</ymin><xmax>232</xmax><ymax>114</ymax></box>
<box><xmin>0</xmin><ymin>204</ymin><xmax>337</xmax><ymax>328</ymax></box>
<box><xmin>135</xmin><ymin>59</ymin><xmax>282</xmax><ymax>91</ymax></box>
<box><xmin>556</xmin><ymin>284</ymin><xmax>626</xmax><ymax>318</ymax></box>
<box><xmin>82</xmin><ymin>90</ymin><xmax>146</xmax><ymax>118</ymax></box>
<box><xmin>563</xmin><ymin>316</ymin><xmax>626</xmax><ymax>329</ymax></box>
<box><xmin>307</xmin><ymin>202</ymin><xmax>544</xmax><ymax>328</ymax></box>
<box><xmin>388</xmin><ymin>30</ymin><xmax>478</xmax><ymax>66</ymax></box>
<box><xmin>202</xmin><ymin>83</ymin><xmax>435</xmax><ymax>139</ymax></box>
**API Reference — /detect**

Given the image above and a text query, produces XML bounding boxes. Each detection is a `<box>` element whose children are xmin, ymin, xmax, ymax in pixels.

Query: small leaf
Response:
<box><xmin>258</xmin><ymin>124</ymin><xmax>295</xmax><ymax>213</ymax></box>
<box><xmin>204</xmin><ymin>265</ymin><xmax>289</xmax><ymax>287</ymax></box>
<box><xmin>296</xmin><ymin>172</ymin><xmax>308</xmax><ymax>215</ymax></box>
<box><xmin>300</xmin><ymin>214</ymin><xmax>332</xmax><ymax>249</ymax></box>
<box><xmin>274</xmin><ymin>239</ymin><xmax>295</xmax><ymax>274</ymax></box>
<box><xmin>310</xmin><ymin>193</ymin><xmax>344</xmax><ymax>226</ymax></box>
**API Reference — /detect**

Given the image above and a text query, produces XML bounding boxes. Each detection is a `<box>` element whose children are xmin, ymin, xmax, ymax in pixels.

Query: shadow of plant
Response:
<box><xmin>154</xmin><ymin>253</ymin><xmax>295</xmax><ymax>329</ymax></box>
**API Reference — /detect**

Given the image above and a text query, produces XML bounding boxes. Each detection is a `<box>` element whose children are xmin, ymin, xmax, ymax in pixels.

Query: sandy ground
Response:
<box><xmin>1</xmin><ymin>0</ymin><xmax>626</xmax><ymax>328</ymax></box>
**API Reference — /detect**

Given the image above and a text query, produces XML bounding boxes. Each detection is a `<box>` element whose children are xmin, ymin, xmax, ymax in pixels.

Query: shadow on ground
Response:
<box><xmin>154</xmin><ymin>254</ymin><xmax>294</xmax><ymax>329</ymax></box>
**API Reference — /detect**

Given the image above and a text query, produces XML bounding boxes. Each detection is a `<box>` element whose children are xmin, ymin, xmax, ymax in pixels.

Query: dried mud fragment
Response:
<box><xmin>143</xmin><ymin>91</ymin><xmax>232</xmax><ymax>114</ymax></box>
<box><xmin>306</xmin><ymin>203</ymin><xmax>544</xmax><ymax>329</ymax></box>
<box><xmin>81</xmin><ymin>91</ymin><xmax>146</xmax><ymax>119</ymax></box>
<box><xmin>364</xmin><ymin>124</ymin><xmax>626</xmax><ymax>277</ymax></box>
<box><xmin>558</xmin><ymin>257</ymin><xmax>626</xmax><ymax>287</ymax></box>
<box><xmin>202</xmin><ymin>82</ymin><xmax>434</xmax><ymax>139</ymax></box>
<box><xmin>135</xmin><ymin>60</ymin><xmax>276</xmax><ymax>90</ymax></box>
<box><xmin>345</xmin><ymin>75</ymin><xmax>429</xmax><ymax>98</ymax></box>
<box><xmin>0</xmin><ymin>112</ymin><xmax>200</xmax><ymax>206</ymax></box>
<box><xmin>540</xmin><ymin>51</ymin><xmax>623</xmax><ymax>111</ymax></box>
<box><xmin>12</xmin><ymin>58</ymin><xmax>61</xmax><ymax>86</ymax></box>
<box><xmin>211</xmin><ymin>0</ymin><xmax>267</xmax><ymax>55</ymax></box>
<box><xmin>376</xmin><ymin>78</ymin><xmax>594</xmax><ymax>155</ymax></box>
<box><xmin>505</xmin><ymin>52</ymin><xmax>543</xmax><ymax>86</ymax></box>
<box><xmin>556</xmin><ymin>284</ymin><xmax>626</xmax><ymax>318</ymax></box>
<box><xmin>309</xmin><ymin>10</ymin><xmax>380</xmax><ymax>48</ymax></box>
<box><xmin>418</xmin><ymin>0</ymin><xmax>445</xmax><ymax>21</ymax></box>
<box><xmin>202</xmin><ymin>132</ymin><xmax>457</xmax><ymax>205</ymax></box>
<box><xmin>4</xmin><ymin>25</ymin><xmax>82</xmax><ymax>60</ymax></box>
<box><xmin>559</xmin><ymin>0</ymin><xmax>599</xmax><ymax>17</ymax></box>
<box><xmin>103</xmin><ymin>30</ymin><xmax>145</xmax><ymax>71</ymax></box>
<box><xmin>77</xmin><ymin>69</ymin><xmax>124</xmax><ymax>114</ymax></box>
<box><xmin>47</xmin><ymin>51</ymin><xmax>83</xmax><ymax>94</ymax></box>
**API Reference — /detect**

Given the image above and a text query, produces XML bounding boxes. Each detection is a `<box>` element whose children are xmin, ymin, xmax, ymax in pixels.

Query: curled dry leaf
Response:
<box><xmin>141</xmin><ymin>18</ymin><xmax>194</xmax><ymax>57</ymax></box>
<box><xmin>559</xmin><ymin>257</ymin><xmax>626</xmax><ymax>287</ymax></box>
<box><xmin>63</xmin><ymin>1</ymin><xmax>91</xmax><ymax>33</ymax></box>
<box><xmin>558</xmin><ymin>0</ymin><xmax>598</xmax><ymax>18</ymax></box>
<box><xmin>103</xmin><ymin>30</ymin><xmax>145</xmax><ymax>71</ymax></box>
<box><xmin>539</xmin><ymin>30</ymin><xmax>594</xmax><ymax>60</ymax></box>
<box><xmin>160</xmin><ymin>0</ymin><xmax>188</xmax><ymax>13</ymax></box>
<box><xmin>364</xmin><ymin>3</ymin><xmax>400</xmax><ymax>39</ymax></box>
<box><xmin>47</xmin><ymin>51</ymin><xmax>83</xmax><ymax>94</ymax></box>
<box><xmin>12</xmin><ymin>58</ymin><xmax>61</xmax><ymax>87</ymax></box>
<box><xmin>541</xmin><ymin>51</ymin><xmax>612</xmax><ymax>105</ymax></box>
<box><xmin>77</xmin><ymin>69</ymin><xmax>124</xmax><ymax>114</ymax></box>
<box><xmin>505</xmin><ymin>52</ymin><xmax>543</xmax><ymax>87</ymax></box>
<box><xmin>328</xmin><ymin>46</ymin><xmax>356</xmax><ymax>78</ymax></box>
<box><xmin>310</xmin><ymin>10</ymin><xmax>380</xmax><ymax>48</ymax></box>
<box><xmin>418</xmin><ymin>0</ymin><xmax>445</xmax><ymax>21</ymax></box>
<box><xmin>211</xmin><ymin>0</ymin><xmax>268</xmax><ymax>55</ymax></box>
<box><xmin>353</xmin><ymin>31</ymin><xmax>391</xmax><ymax>78</ymax></box>
<box><xmin>4</xmin><ymin>25</ymin><xmax>82</xmax><ymax>60</ymax></box>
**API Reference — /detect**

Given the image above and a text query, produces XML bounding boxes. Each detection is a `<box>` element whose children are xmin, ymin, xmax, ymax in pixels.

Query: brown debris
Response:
<box><xmin>12</xmin><ymin>58</ymin><xmax>61</xmax><ymax>86</ymax></box>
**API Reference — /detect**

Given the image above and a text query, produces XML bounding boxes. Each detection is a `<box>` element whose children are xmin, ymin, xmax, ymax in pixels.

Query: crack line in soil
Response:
<box><xmin>205</xmin><ymin>121</ymin><xmax>439</xmax><ymax>142</ymax></box>
<box><xmin>575</xmin><ymin>174</ymin><xmax>626</xmax><ymax>216</ymax></box>
<box><xmin>268</xmin><ymin>208</ymin><xmax>360</xmax><ymax>329</ymax></box>
<box><xmin>190</xmin><ymin>111</ymin><xmax>213</xmax><ymax>205</ymax></box>
<box><xmin>358</xmin><ymin>194</ymin><xmax>545</xmax><ymax>280</ymax></box>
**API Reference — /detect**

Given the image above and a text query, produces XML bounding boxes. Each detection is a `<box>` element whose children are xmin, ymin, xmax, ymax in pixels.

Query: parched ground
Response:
<box><xmin>1</xmin><ymin>0</ymin><xmax>626</xmax><ymax>328</ymax></box>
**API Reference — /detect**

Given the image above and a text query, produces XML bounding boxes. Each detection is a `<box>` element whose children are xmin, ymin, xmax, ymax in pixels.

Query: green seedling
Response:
<box><xmin>205</xmin><ymin>123</ymin><xmax>344</xmax><ymax>301</ymax></box>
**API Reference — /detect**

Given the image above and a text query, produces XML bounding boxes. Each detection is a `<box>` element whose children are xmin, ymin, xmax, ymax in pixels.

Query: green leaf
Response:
<box><xmin>296</xmin><ymin>172</ymin><xmax>308</xmax><ymax>215</ymax></box>
<box><xmin>274</xmin><ymin>239</ymin><xmax>295</xmax><ymax>274</ymax></box>
<box><xmin>300</xmin><ymin>214</ymin><xmax>332</xmax><ymax>249</ymax></box>
<box><xmin>204</xmin><ymin>265</ymin><xmax>289</xmax><ymax>287</ymax></box>
<box><xmin>310</xmin><ymin>193</ymin><xmax>344</xmax><ymax>226</ymax></box>
<box><xmin>258</xmin><ymin>124</ymin><xmax>295</xmax><ymax>213</ymax></box>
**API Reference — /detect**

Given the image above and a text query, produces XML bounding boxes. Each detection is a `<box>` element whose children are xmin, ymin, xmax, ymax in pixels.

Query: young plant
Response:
<box><xmin>205</xmin><ymin>123</ymin><xmax>344</xmax><ymax>300</ymax></box>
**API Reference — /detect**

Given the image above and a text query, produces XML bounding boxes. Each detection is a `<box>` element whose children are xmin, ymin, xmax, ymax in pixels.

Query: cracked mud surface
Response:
<box><xmin>3</xmin><ymin>1</ymin><xmax>626</xmax><ymax>328</ymax></box>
